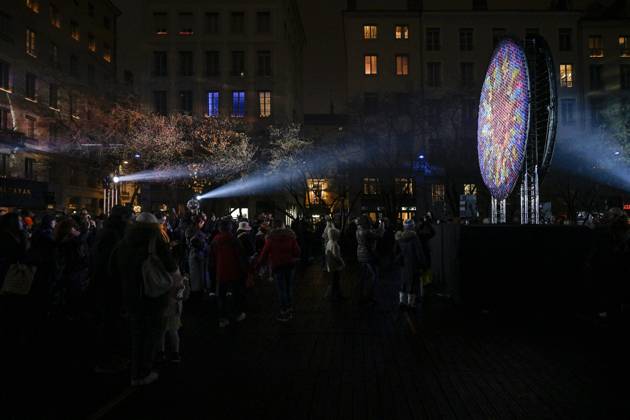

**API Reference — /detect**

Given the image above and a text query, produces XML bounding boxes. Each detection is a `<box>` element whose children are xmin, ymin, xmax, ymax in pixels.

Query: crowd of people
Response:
<box><xmin>0</xmin><ymin>205</ymin><xmax>437</xmax><ymax>388</ymax></box>
<box><xmin>1</xmin><ymin>203</ymin><xmax>627</xmax><ymax>389</ymax></box>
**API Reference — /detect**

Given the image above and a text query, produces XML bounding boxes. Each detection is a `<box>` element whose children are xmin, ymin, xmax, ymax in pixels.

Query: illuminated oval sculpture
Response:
<box><xmin>477</xmin><ymin>38</ymin><xmax>530</xmax><ymax>201</ymax></box>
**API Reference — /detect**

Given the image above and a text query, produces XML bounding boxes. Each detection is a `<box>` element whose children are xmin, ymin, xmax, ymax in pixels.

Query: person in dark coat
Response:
<box><xmin>356</xmin><ymin>216</ymin><xmax>384</xmax><ymax>303</ymax></box>
<box><xmin>395</xmin><ymin>219</ymin><xmax>426</xmax><ymax>309</ymax></box>
<box><xmin>28</xmin><ymin>214</ymin><xmax>57</xmax><ymax>311</ymax></box>
<box><xmin>110</xmin><ymin>212</ymin><xmax>180</xmax><ymax>386</ymax></box>
<box><xmin>54</xmin><ymin>218</ymin><xmax>90</xmax><ymax>319</ymax></box>
<box><xmin>210</xmin><ymin>219</ymin><xmax>246</xmax><ymax>328</ymax></box>
<box><xmin>90</xmin><ymin>205</ymin><xmax>132</xmax><ymax>372</ymax></box>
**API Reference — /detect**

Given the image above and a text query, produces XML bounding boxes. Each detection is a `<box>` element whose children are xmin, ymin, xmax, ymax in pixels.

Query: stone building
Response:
<box><xmin>0</xmin><ymin>0</ymin><xmax>121</xmax><ymax>212</ymax></box>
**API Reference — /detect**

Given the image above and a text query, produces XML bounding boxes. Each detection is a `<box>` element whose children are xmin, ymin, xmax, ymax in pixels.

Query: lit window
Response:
<box><xmin>588</xmin><ymin>35</ymin><xmax>603</xmax><ymax>57</ymax></box>
<box><xmin>26</xmin><ymin>0</ymin><xmax>39</xmax><ymax>13</ymax></box>
<box><xmin>207</xmin><ymin>91</ymin><xmax>219</xmax><ymax>116</ymax></box>
<box><xmin>178</xmin><ymin>12</ymin><xmax>193</xmax><ymax>35</ymax></box>
<box><xmin>364</xmin><ymin>55</ymin><xmax>377</xmax><ymax>75</ymax></box>
<box><xmin>363</xmin><ymin>25</ymin><xmax>377</xmax><ymax>39</ymax></box>
<box><xmin>426</xmin><ymin>28</ymin><xmax>440</xmax><ymax>50</ymax></box>
<box><xmin>103</xmin><ymin>43</ymin><xmax>111</xmax><ymax>62</ymax></box>
<box><xmin>464</xmin><ymin>184</ymin><xmax>477</xmax><ymax>195</ymax></box>
<box><xmin>259</xmin><ymin>91</ymin><xmax>271</xmax><ymax>117</ymax></box>
<box><xmin>396</xmin><ymin>178</ymin><xmax>414</xmax><ymax>195</ymax></box>
<box><xmin>559</xmin><ymin>63</ymin><xmax>573</xmax><ymax>87</ymax></box>
<box><xmin>620</xmin><ymin>35</ymin><xmax>630</xmax><ymax>57</ymax></box>
<box><xmin>432</xmin><ymin>184</ymin><xmax>445</xmax><ymax>203</ymax></box>
<box><xmin>395</xmin><ymin>55</ymin><xmax>409</xmax><ymax>76</ymax></box>
<box><xmin>50</xmin><ymin>4</ymin><xmax>61</xmax><ymax>28</ymax></box>
<box><xmin>88</xmin><ymin>33</ymin><xmax>96</xmax><ymax>52</ymax></box>
<box><xmin>232</xmin><ymin>91</ymin><xmax>245</xmax><ymax>117</ymax></box>
<box><xmin>154</xmin><ymin>12</ymin><xmax>168</xmax><ymax>35</ymax></box>
<box><xmin>26</xmin><ymin>28</ymin><xmax>37</xmax><ymax>57</ymax></box>
<box><xmin>363</xmin><ymin>177</ymin><xmax>380</xmax><ymax>195</ymax></box>
<box><xmin>395</xmin><ymin>25</ymin><xmax>408</xmax><ymax>39</ymax></box>
<box><xmin>307</xmin><ymin>179</ymin><xmax>328</xmax><ymax>206</ymax></box>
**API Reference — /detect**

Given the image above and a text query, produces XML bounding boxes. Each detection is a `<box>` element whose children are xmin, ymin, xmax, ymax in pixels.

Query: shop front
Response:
<box><xmin>0</xmin><ymin>177</ymin><xmax>51</xmax><ymax>210</ymax></box>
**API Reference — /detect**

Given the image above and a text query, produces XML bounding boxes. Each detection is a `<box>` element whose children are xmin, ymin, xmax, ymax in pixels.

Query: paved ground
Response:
<box><xmin>9</xmin><ymin>264</ymin><xmax>630</xmax><ymax>419</ymax></box>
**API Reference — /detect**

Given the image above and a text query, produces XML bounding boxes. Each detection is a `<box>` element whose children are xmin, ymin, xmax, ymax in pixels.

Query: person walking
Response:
<box><xmin>395</xmin><ymin>219</ymin><xmax>427</xmax><ymax>310</ymax></box>
<box><xmin>325</xmin><ymin>226</ymin><xmax>346</xmax><ymax>301</ymax></box>
<box><xmin>356</xmin><ymin>216</ymin><xmax>384</xmax><ymax>304</ymax></box>
<box><xmin>209</xmin><ymin>219</ymin><xmax>246</xmax><ymax>328</ymax></box>
<box><xmin>110</xmin><ymin>212</ymin><xmax>181</xmax><ymax>386</ymax></box>
<box><xmin>257</xmin><ymin>219</ymin><xmax>301</xmax><ymax>322</ymax></box>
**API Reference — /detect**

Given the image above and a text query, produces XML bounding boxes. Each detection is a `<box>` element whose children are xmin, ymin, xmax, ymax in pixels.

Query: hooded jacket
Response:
<box><xmin>257</xmin><ymin>227</ymin><xmax>301</xmax><ymax>270</ymax></box>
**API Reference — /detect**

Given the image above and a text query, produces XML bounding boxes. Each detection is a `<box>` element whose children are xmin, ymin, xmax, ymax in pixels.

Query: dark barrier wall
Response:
<box><xmin>431</xmin><ymin>224</ymin><xmax>593</xmax><ymax>311</ymax></box>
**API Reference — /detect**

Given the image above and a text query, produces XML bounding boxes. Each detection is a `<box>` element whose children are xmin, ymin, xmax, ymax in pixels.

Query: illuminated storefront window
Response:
<box><xmin>620</xmin><ymin>35</ymin><xmax>630</xmax><ymax>57</ymax></box>
<box><xmin>232</xmin><ymin>91</ymin><xmax>245</xmax><ymax>117</ymax></box>
<box><xmin>207</xmin><ymin>91</ymin><xmax>219</xmax><ymax>116</ymax></box>
<box><xmin>396</xmin><ymin>177</ymin><xmax>414</xmax><ymax>195</ymax></box>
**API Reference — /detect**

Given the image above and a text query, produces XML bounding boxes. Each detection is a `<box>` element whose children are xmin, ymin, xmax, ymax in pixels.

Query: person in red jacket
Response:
<box><xmin>209</xmin><ymin>219</ymin><xmax>246</xmax><ymax>328</ymax></box>
<box><xmin>257</xmin><ymin>219</ymin><xmax>301</xmax><ymax>322</ymax></box>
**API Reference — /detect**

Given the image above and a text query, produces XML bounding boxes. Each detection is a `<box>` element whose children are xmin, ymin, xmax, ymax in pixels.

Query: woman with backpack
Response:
<box><xmin>111</xmin><ymin>212</ymin><xmax>181</xmax><ymax>386</ymax></box>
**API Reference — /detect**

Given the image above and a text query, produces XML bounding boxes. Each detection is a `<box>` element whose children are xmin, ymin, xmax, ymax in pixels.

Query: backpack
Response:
<box><xmin>142</xmin><ymin>235</ymin><xmax>173</xmax><ymax>298</ymax></box>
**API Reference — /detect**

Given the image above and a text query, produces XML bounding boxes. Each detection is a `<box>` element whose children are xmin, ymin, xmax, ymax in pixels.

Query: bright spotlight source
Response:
<box><xmin>113</xmin><ymin>176</ymin><xmax>120</xmax><ymax>183</ymax></box>
<box><xmin>196</xmin><ymin>195</ymin><xmax>202</xmax><ymax>200</ymax></box>
<box><xmin>134</xmin><ymin>153</ymin><xmax>141</xmax><ymax>158</ymax></box>
<box><xmin>614</xmin><ymin>151</ymin><xmax>621</xmax><ymax>156</ymax></box>
<box><xmin>419</xmin><ymin>154</ymin><xmax>425</xmax><ymax>160</ymax></box>
<box><xmin>123</xmin><ymin>161</ymin><xmax>129</xmax><ymax>165</ymax></box>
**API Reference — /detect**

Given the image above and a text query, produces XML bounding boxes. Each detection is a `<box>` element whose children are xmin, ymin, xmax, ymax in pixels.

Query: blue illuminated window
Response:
<box><xmin>207</xmin><ymin>91</ymin><xmax>219</xmax><ymax>116</ymax></box>
<box><xmin>232</xmin><ymin>90</ymin><xmax>245</xmax><ymax>117</ymax></box>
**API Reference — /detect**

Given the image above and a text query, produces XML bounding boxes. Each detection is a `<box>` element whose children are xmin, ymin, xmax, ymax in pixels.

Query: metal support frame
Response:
<box><xmin>491</xmin><ymin>197</ymin><xmax>507</xmax><ymax>224</ymax></box>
